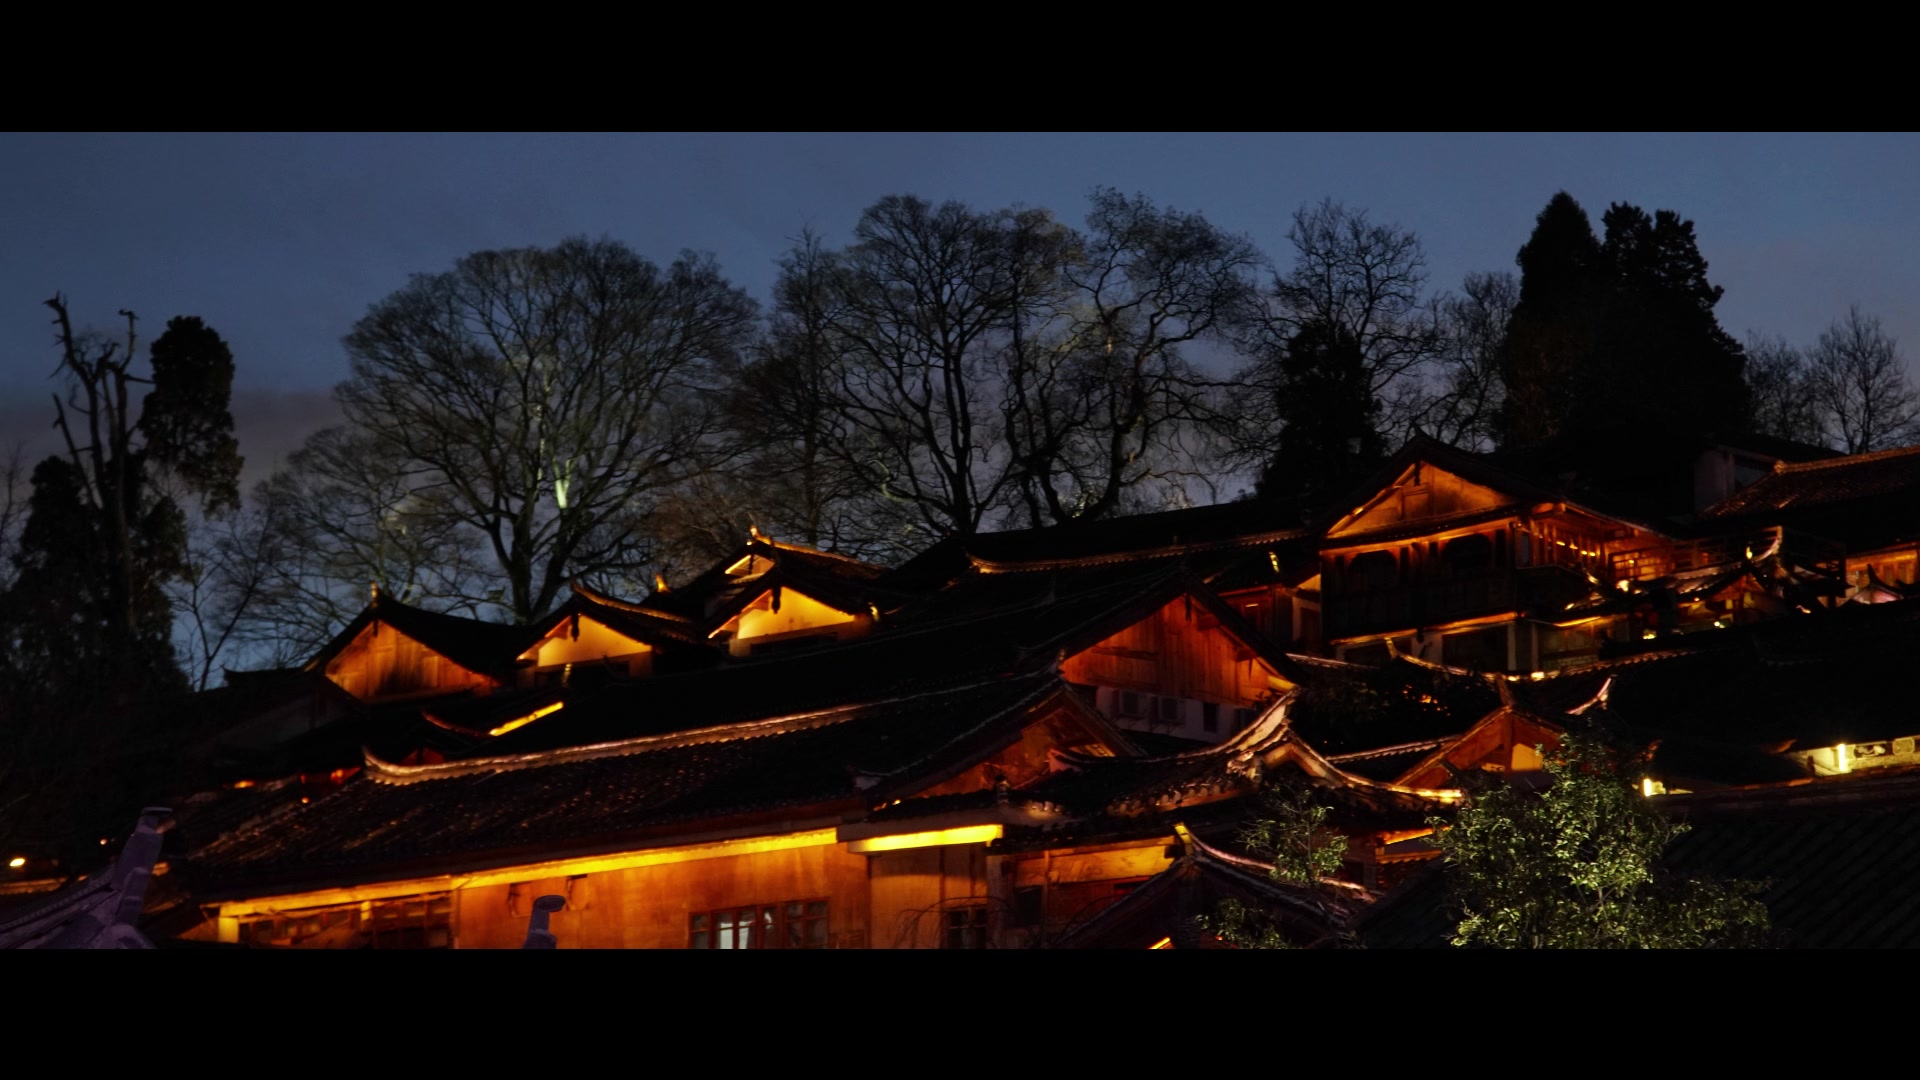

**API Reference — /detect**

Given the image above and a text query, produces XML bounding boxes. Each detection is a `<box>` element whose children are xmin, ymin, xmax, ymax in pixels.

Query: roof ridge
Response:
<box><xmin>765</xmin><ymin>538</ymin><xmax>886</xmax><ymax>569</ymax></box>
<box><xmin>1775</xmin><ymin>444</ymin><xmax>1920</xmax><ymax>473</ymax></box>
<box><xmin>965</xmin><ymin>528</ymin><xmax>1307</xmax><ymax>573</ymax></box>
<box><xmin>363</xmin><ymin>673</ymin><xmax>1056</xmax><ymax>784</ymax></box>
<box><xmin>569</xmin><ymin>581</ymin><xmax>693</xmax><ymax>623</ymax></box>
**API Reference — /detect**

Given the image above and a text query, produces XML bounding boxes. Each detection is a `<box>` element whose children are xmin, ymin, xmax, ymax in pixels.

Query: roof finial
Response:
<box><xmin>749</xmin><ymin>523</ymin><xmax>764</xmax><ymax>542</ymax></box>
<box><xmin>653</xmin><ymin>573</ymin><xmax>669</xmax><ymax>594</ymax></box>
<box><xmin>370</xmin><ymin>581</ymin><xmax>381</xmax><ymax>603</ymax></box>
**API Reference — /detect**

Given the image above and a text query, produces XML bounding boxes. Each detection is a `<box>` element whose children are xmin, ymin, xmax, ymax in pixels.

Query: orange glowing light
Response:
<box><xmin>845</xmin><ymin>824</ymin><xmax>1004</xmax><ymax>853</ymax></box>
<box><xmin>7</xmin><ymin>857</ymin><xmax>24</xmax><ymax>869</ymax></box>
<box><xmin>1148</xmin><ymin>936</ymin><xmax>1173</xmax><ymax>950</ymax></box>
<box><xmin>489</xmin><ymin>702</ymin><xmax>564</xmax><ymax>737</ymax></box>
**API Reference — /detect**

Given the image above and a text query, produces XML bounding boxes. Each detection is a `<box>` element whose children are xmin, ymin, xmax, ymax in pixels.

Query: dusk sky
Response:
<box><xmin>6</xmin><ymin>132</ymin><xmax>1919</xmax><ymax>488</ymax></box>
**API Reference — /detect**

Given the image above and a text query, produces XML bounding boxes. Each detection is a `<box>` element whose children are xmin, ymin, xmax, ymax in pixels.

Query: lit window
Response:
<box><xmin>689</xmin><ymin>899</ymin><xmax>829</xmax><ymax>949</ymax></box>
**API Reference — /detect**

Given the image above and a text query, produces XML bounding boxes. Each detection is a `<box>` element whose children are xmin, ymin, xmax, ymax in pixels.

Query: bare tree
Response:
<box><xmin>1743</xmin><ymin>333</ymin><xmax>1824</xmax><ymax>446</ymax></box>
<box><xmin>1406</xmin><ymin>271</ymin><xmax>1518</xmax><ymax>452</ymax></box>
<box><xmin>662</xmin><ymin>230</ymin><xmax>899</xmax><ymax>569</ymax></box>
<box><xmin>1230</xmin><ymin>200</ymin><xmax>1445</xmax><ymax>467</ymax></box>
<box><xmin>824</xmin><ymin>196</ymin><xmax>1032</xmax><ymax>547</ymax></box>
<box><xmin>1009</xmin><ymin>189</ymin><xmax>1262</xmax><ymax>523</ymax></box>
<box><xmin>331</xmin><ymin>237</ymin><xmax>756</xmax><ymax>622</ymax></box>
<box><xmin>237</xmin><ymin>426</ymin><xmax>494</xmax><ymax>662</ymax></box>
<box><xmin>1806</xmin><ymin>306</ymin><xmax>1919</xmax><ymax>454</ymax></box>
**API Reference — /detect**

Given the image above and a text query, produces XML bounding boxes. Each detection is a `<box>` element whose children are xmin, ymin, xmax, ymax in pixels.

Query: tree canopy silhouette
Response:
<box><xmin>1496</xmin><ymin>192</ymin><xmax>1750</xmax><ymax>451</ymax></box>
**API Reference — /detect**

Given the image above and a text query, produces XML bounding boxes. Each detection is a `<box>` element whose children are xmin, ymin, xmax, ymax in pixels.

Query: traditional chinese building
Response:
<box><xmin>58</xmin><ymin>431</ymin><xmax>1920</xmax><ymax>948</ymax></box>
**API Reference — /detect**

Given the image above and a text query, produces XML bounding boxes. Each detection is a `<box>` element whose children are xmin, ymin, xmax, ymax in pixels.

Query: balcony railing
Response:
<box><xmin>1608</xmin><ymin>526</ymin><xmax>1844</xmax><ymax>583</ymax></box>
<box><xmin>1325</xmin><ymin>566</ymin><xmax>1588</xmax><ymax>638</ymax></box>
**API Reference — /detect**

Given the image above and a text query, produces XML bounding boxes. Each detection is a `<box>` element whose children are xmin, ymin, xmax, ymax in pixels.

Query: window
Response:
<box><xmin>1202</xmin><ymin>702</ymin><xmax>1219</xmax><ymax>733</ymax></box>
<box><xmin>1116</xmin><ymin>690</ymin><xmax>1142</xmax><ymax>717</ymax></box>
<box><xmin>945</xmin><ymin>905</ymin><xmax>990</xmax><ymax>949</ymax></box>
<box><xmin>689</xmin><ymin>899</ymin><xmax>829</xmax><ymax>949</ymax></box>
<box><xmin>1012</xmin><ymin>886</ymin><xmax>1044</xmax><ymax>928</ymax></box>
<box><xmin>1233</xmin><ymin>707</ymin><xmax>1256</xmax><ymax>732</ymax></box>
<box><xmin>1243</xmin><ymin>603</ymin><xmax>1265</xmax><ymax>632</ymax></box>
<box><xmin>1157</xmin><ymin>696</ymin><xmax>1181</xmax><ymax>726</ymax></box>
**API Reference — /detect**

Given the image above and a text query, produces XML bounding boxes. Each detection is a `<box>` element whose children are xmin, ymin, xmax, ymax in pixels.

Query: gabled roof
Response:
<box><xmin>1701</xmin><ymin>445</ymin><xmax>1920</xmax><ymax>550</ymax></box>
<box><xmin>530</xmin><ymin>582</ymin><xmax>712</xmax><ymax>651</ymax></box>
<box><xmin>642</xmin><ymin>534</ymin><xmax>894</xmax><ymax>624</ymax></box>
<box><xmin>304</xmin><ymin>590</ymin><xmax>534</xmax><ymax>678</ymax></box>
<box><xmin>1002</xmin><ymin>694</ymin><xmax>1461</xmax><ymax>848</ymax></box>
<box><xmin>886</xmin><ymin>501</ymin><xmax>1313</xmax><ymax>589</ymax></box>
<box><xmin>1048</xmin><ymin>830</ymin><xmax>1360</xmax><ymax>949</ymax></box>
<box><xmin>183</xmin><ymin>672</ymin><xmax>1088</xmax><ymax>897</ymax></box>
<box><xmin>1328</xmin><ymin>435</ymin><xmax>1701</xmax><ymax>547</ymax></box>
<box><xmin>486</xmin><ymin>564</ymin><xmax>1303</xmax><ymax>755</ymax></box>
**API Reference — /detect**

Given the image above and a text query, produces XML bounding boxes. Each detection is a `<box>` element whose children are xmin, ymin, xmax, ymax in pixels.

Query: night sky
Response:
<box><xmin>6</xmin><ymin>132</ymin><xmax>1918</xmax><ymax>488</ymax></box>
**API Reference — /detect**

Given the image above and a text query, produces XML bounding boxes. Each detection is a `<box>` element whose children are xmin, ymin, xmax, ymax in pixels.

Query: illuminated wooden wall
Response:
<box><xmin>518</xmin><ymin>615</ymin><xmax>653</xmax><ymax>676</ymax></box>
<box><xmin>323</xmin><ymin>622</ymin><xmax>496</xmax><ymax>701</ymax></box>
<box><xmin>1061</xmin><ymin>596</ymin><xmax>1285</xmax><ymax>709</ymax></box>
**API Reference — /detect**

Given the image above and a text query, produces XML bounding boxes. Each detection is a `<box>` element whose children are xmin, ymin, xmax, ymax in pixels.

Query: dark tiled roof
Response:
<box><xmin>186</xmin><ymin>674</ymin><xmax>1070</xmax><ymax>896</ymax></box>
<box><xmin>1325</xmin><ymin>738</ymin><xmax>1461</xmax><ymax>782</ymax></box>
<box><xmin>1284</xmin><ymin>658</ymin><xmax>1504</xmax><ymax>757</ymax></box>
<box><xmin>1050</xmin><ymin>838</ymin><xmax>1360</xmax><ymax>949</ymax></box>
<box><xmin>1701</xmin><ymin>446</ymin><xmax>1920</xmax><ymax>550</ymax></box>
<box><xmin>643</xmin><ymin>538</ymin><xmax>896</xmax><ymax>623</ymax></box>
<box><xmin>305</xmin><ymin>593</ymin><xmax>536</xmax><ymax>678</ymax></box>
<box><xmin>1568</xmin><ymin>601</ymin><xmax>1920</xmax><ymax>748</ymax></box>
<box><xmin>1705</xmin><ymin>445</ymin><xmax>1920</xmax><ymax>518</ymax></box>
<box><xmin>487</xmin><ymin>564</ymin><xmax>1288</xmax><ymax>755</ymax></box>
<box><xmin>547</xmin><ymin>584</ymin><xmax>711</xmax><ymax>651</ymax></box>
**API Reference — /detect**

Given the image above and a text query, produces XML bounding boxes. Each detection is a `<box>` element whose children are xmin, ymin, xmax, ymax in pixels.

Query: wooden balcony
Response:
<box><xmin>1609</xmin><ymin>526</ymin><xmax>1844</xmax><ymax>583</ymax></box>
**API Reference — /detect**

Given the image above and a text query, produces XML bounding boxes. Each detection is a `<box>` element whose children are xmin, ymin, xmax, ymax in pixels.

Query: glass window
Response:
<box><xmin>690</xmin><ymin>899</ymin><xmax>829</xmax><ymax>949</ymax></box>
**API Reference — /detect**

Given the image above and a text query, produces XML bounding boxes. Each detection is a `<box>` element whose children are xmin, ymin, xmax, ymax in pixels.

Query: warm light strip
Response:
<box><xmin>1331</xmin><ymin>610</ymin><xmax>1527</xmax><ymax>646</ymax></box>
<box><xmin>1148</xmin><ymin>936</ymin><xmax>1173</xmax><ymax>950</ymax></box>
<box><xmin>215</xmin><ymin>827</ymin><xmax>842</xmax><ymax>918</ymax></box>
<box><xmin>844</xmin><ymin>824</ymin><xmax>1004</xmax><ymax>854</ymax></box>
<box><xmin>488</xmin><ymin>702</ymin><xmax>564</xmax><ymax>737</ymax></box>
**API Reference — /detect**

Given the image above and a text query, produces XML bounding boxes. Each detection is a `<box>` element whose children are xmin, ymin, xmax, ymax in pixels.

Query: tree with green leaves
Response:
<box><xmin>1196</xmin><ymin>779</ymin><xmax>1353</xmax><ymax>949</ymax></box>
<box><xmin>1432</xmin><ymin>732</ymin><xmax>1771</xmax><ymax>948</ymax></box>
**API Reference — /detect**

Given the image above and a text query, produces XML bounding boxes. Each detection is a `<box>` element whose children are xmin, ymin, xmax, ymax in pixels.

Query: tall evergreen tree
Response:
<box><xmin>1496</xmin><ymin>193</ymin><xmax>1605</xmax><ymax>447</ymax></box>
<box><xmin>1255</xmin><ymin>320</ymin><xmax>1387</xmax><ymax>513</ymax></box>
<box><xmin>1495</xmin><ymin>192</ymin><xmax>1750</xmax><ymax>451</ymax></box>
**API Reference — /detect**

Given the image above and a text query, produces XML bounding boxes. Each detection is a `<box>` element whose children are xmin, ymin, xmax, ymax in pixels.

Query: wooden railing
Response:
<box><xmin>1324</xmin><ymin>566</ymin><xmax>1588</xmax><ymax>638</ymax></box>
<box><xmin>1608</xmin><ymin>526</ymin><xmax>1844</xmax><ymax>583</ymax></box>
